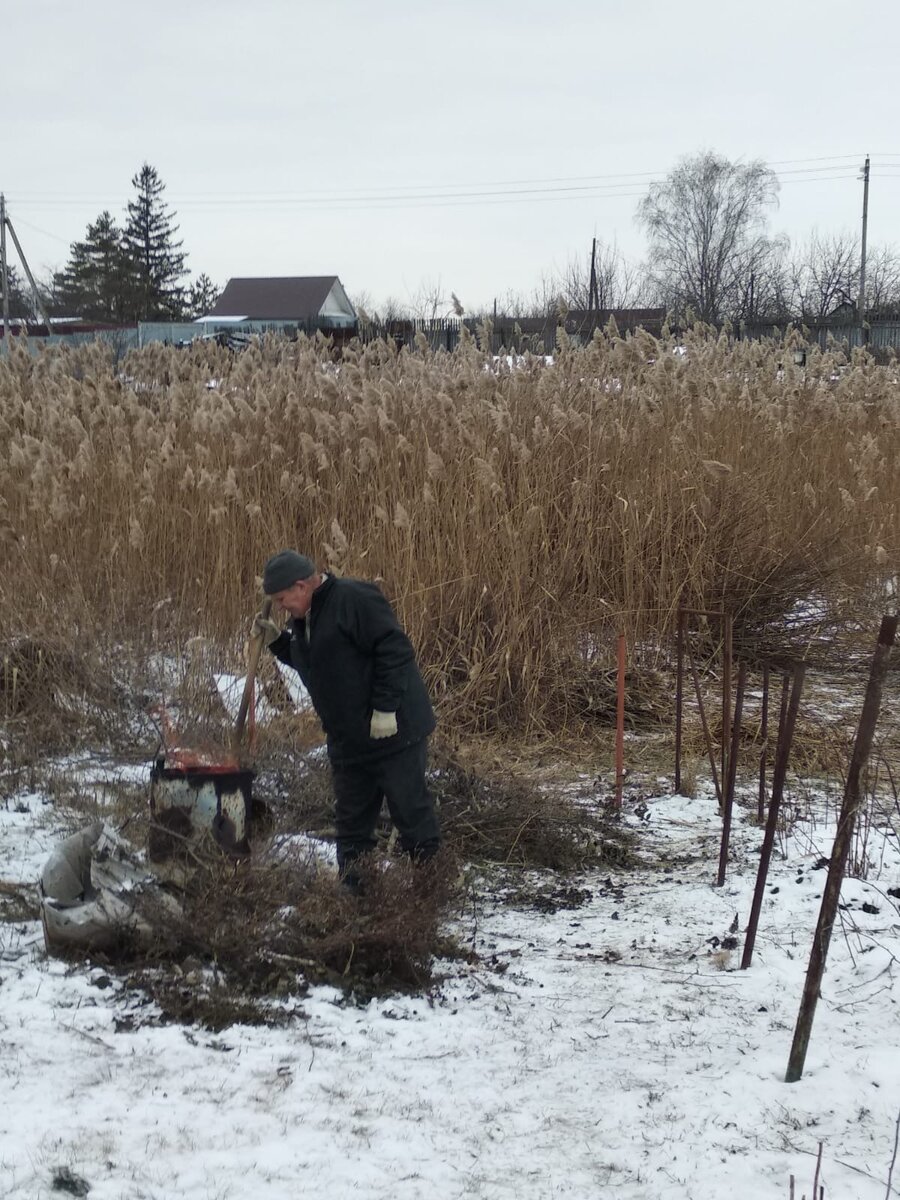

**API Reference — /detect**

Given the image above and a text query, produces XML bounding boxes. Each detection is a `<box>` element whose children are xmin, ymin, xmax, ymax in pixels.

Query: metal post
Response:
<box><xmin>859</xmin><ymin>155</ymin><xmax>870</xmax><ymax>332</ymax></box>
<box><xmin>758</xmin><ymin>663</ymin><xmax>770</xmax><ymax>824</ymax></box>
<box><xmin>686</xmin><ymin>635</ymin><xmax>723</xmax><ymax>809</ymax></box>
<box><xmin>741</xmin><ymin>664</ymin><xmax>805</xmax><ymax>969</ymax></box>
<box><xmin>785</xmin><ymin>617</ymin><xmax>897</xmax><ymax>1082</ymax></box>
<box><xmin>615</xmin><ymin>633</ymin><xmax>626</xmax><ymax>809</ymax></box>
<box><xmin>721</xmin><ymin>613</ymin><xmax>733</xmax><ymax>813</ymax></box>
<box><xmin>674</xmin><ymin>608</ymin><xmax>685</xmax><ymax>793</ymax></box>
<box><xmin>776</xmin><ymin>670</ymin><xmax>790</xmax><ymax>765</ymax></box>
<box><xmin>589</xmin><ymin>237</ymin><xmax>598</xmax><ymax>315</ymax></box>
<box><xmin>717</xmin><ymin>661</ymin><xmax>747</xmax><ymax>887</ymax></box>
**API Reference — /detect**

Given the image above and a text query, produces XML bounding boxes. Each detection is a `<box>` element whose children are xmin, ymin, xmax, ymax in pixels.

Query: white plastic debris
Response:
<box><xmin>40</xmin><ymin>821</ymin><xmax>180</xmax><ymax>954</ymax></box>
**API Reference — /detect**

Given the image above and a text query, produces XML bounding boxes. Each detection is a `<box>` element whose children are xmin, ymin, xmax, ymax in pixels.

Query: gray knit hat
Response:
<box><xmin>262</xmin><ymin>550</ymin><xmax>315</xmax><ymax>594</ymax></box>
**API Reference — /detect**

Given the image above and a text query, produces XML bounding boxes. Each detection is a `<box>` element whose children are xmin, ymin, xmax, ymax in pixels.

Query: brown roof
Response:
<box><xmin>209</xmin><ymin>276</ymin><xmax>340</xmax><ymax>320</ymax></box>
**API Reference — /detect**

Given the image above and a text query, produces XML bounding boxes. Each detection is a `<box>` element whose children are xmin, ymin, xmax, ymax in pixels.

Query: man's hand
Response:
<box><xmin>251</xmin><ymin>612</ymin><xmax>281</xmax><ymax>646</ymax></box>
<box><xmin>370</xmin><ymin>709</ymin><xmax>398</xmax><ymax>739</ymax></box>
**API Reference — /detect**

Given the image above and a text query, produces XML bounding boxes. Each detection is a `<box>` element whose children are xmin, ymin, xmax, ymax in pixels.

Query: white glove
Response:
<box><xmin>370</xmin><ymin>710</ymin><xmax>398</xmax><ymax>739</ymax></box>
<box><xmin>251</xmin><ymin>613</ymin><xmax>281</xmax><ymax>646</ymax></box>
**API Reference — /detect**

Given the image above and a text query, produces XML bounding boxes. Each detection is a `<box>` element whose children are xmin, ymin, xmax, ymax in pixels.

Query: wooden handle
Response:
<box><xmin>231</xmin><ymin>597</ymin><xmax>274</xmax><ymax>758</ymax></box>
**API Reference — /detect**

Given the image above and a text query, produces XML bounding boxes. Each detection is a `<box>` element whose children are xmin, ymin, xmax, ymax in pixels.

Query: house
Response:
<box><xmin>825</xmin><ymin>299</ymin><xmax>859</xmax><ymax>323</ymax></box>
<box><xmin>202</xmin><ymin>276</ymin><xmax>356</xmax><ymax>330</ymax></box>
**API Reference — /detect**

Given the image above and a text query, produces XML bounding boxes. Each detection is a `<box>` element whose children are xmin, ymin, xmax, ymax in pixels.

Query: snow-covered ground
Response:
<box><xmin>1</xmin><ymin>770</ymin><xmax>899</xmax><ymax>1200</ymax></box>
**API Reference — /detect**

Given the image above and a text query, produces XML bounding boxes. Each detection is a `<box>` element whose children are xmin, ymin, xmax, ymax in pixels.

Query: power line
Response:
<box><xmin>5</xmin><ymin>153</ymin><xmax>873</xmax><ymax>210</ymax></box>
<box><xmin>0</xmin><ymin>155</ymin><xmax>881</xmax><ymax>248</ymax></box>
<box><xmin>6</xmin><ymin>171</ymin><xmax>862</xmax><ymax>215</ymax></box>
<box><xmin>8</xmin><ymin>214</ymin><xmax>72</xmax><ymax>245</ymax></box>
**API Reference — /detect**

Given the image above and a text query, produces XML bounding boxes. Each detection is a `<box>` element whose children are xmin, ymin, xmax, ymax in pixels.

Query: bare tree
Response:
<box><xmin>865</xmin><ymin>245</ymin><xmax>900</xmax><ymax>314</ymax></box>
<box><xmin>787</xmin><ymin>231</ymin><xmax>858</xmax><ymax>323</ymax></box>
<box><xmin>494</xmin><ymin>277</ymin><xmax>561</xmax><ymax>320</ymax></box>
<box><xmin>481</xmin><ymin>247</ymin><xmax>648</xmax><ymax>323</ymax></box>
<box><xmin>730</xmin><ymin>237</ymin><xmax>792</xmax><ymax>324</ymax></box>
<box><xmin>638</xmin><ymin>151</ymin><xmax>781</xmax><ymax>324</ymax></box>
<box><xmin>408</xmin><ymin>276</ymin><xmax>452</xmax><ymax>321</ymax></box>
<box><xmin>380</xmin><ymin>295</ymin><xmax>409</xmax><ymax>323</ymax></box>
<box><xmin>552</xmin><ymin>242</ymin><xmax>647</xmax><ymax>312</ymax></box>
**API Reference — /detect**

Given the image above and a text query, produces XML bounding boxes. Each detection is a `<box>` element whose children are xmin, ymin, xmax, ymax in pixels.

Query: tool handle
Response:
<box><xmin>231</xmin><ymin>597</ymin><xmax>274</xmax><ymax>758</ymax></box>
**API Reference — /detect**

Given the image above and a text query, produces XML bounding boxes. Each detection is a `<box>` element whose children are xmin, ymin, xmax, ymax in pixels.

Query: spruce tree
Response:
<box><xmin>53</xmin><ymin>211</ymin><xmax>131</xmax><ymax>321</ymax></box>
<box><xmin>122</xmin><ymin>164</ymin><xmax>188</xmax><ymax>320</ymax></box>
<box><xmin>187</xmin><ymin>273</ymin><xmax>221</xmax><ymax>319</ymax></box>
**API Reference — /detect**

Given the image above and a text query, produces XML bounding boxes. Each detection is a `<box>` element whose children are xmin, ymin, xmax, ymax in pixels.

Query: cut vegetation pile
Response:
<box><xmin>14</xmin><ymin>732</ymin><xmax>636</xmax><ymax>1023</ymax></box>
<box><xmin>117</xmin><ymin>842</ymin><xmax>461</xmax><ymax>1026</ymax></box>
<box><xmin>430</xmin><ymin>752</ymin><xmax>635</xmax><ymax>870</ymax></box>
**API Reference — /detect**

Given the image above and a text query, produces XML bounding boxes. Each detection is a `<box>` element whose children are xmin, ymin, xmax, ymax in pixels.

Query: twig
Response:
<box><xmin>836</xmin><ymin>905</ymin><xmax>858</xmax><ymax>971</ymax></box>
<box><xmin>503</xmin><ymin>814</ymin><xmax>536</xmax><ymax>863</ymax></box>
<box><xmin>886</xmin><ymin>1108</ymin><xmax>900</xmax><ymax>1200</ymax></box>
<box><xmin>58</xmin><ymin>1022</ymin><xmax>113</xmax><ymax>1050</ymax></box>
<box><xmin>812</xmin><ymin>1140</ymin><xmax>823</xmax><ymax>1200</ymax></box>
<box><xmin>786</xmin><ymin>1140</ymin><xmax>900</xmax><ymax>1194</ymax></box>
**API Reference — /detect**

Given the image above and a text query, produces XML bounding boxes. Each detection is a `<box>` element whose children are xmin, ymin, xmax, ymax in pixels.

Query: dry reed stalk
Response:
<box><xmin>0</xmin><ymin>329</ymin><xmax>897</xmax><ymax>741</ymax></box>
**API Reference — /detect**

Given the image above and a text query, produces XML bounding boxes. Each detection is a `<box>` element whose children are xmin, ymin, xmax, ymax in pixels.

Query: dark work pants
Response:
<box><xmin>330</xmin><ymin>738</ymin><xmax>441</xmax><ymax>875</ymax></box>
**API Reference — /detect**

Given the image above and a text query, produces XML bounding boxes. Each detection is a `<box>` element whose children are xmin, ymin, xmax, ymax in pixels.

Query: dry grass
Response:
<box><xmin>0</xmin><ymin>878</ymin><xmax>40</xmax><ymax>922</ymax></box>
<box><xmin>0</xmin><ymin>328</ymin><xmax>897</xmax><ymax>745</ymax></box>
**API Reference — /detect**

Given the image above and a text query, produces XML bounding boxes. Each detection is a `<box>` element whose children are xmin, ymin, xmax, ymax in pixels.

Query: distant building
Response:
<box><xmin>559</xmin><ymin>308</ymin><xmax>667</xmax><ymax>340</ymax></box>
<box><xmin>482</xmin><ymin>307</ymin><xmax>667</xmax><ymax>350</ymax></box>
<box><xmin>202</xmin><ymin>276</ymin><xmax>356</xmax><ymax>329</ymax></box>
<box><xmin>824</xmin><ymin>300</ymin><xmax>858</xmax><ymax>323</ymax></box>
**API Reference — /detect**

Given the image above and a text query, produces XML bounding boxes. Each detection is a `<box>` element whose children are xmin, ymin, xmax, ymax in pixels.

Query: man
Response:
<box><xmin>254</xmin><ymin>550</ymin><xmax>441</xmax><ymax>889</ymax></box>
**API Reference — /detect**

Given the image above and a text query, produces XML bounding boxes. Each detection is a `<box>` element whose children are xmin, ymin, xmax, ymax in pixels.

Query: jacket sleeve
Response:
<box><xmin>342</xmin><ymin>583</ymin><xmax>414</xmax><ymax>712</ymax></box>
<box><xmin>268</xmin><ymin>629</ymin><xmax>293</xmax><ymax>667</ymax></box>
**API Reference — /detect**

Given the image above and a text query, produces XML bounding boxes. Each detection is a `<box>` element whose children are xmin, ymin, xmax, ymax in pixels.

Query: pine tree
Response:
<box><xmin>187</xmin><ymin>273</ymin><xmax>221</xmax><ymax>319</ymax></box>
<box><xmin>53</xmin><ymin>211</ymin><xmax>131</xmax><ymax>321</ymax></box>
<box><xmin>122</xmin><ymin>164</ymin><xmax>188</xmax><ymax>320</ymax></box>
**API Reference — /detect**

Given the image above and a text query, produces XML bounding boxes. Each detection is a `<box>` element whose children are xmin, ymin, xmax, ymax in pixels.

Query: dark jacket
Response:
<box><xmin>269</xmin><ymin>575</ymin><xmax>435</xmax><ymax>766</ymax></box>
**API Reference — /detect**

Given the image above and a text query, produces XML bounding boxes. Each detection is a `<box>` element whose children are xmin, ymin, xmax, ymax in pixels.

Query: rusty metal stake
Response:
<box><xmin>721</xmin><ymin>612</ymin><xmax>733</xmax><ymax>813</ymax></box>
<box><xmin>614</xmin><ymin>632</ymin><xmax>626</xmax><ymax>809</ymax></box>
<box><xmin>716</xmin><ymin>660</ymin><xmax>747</xmax><ymax>887</ymax></box>
<box><xmin>686</xmin><ymin>632</ymin><xmax>722</xmax><ymax>809</ymax></box>
<box><xmin>675</xmin><ymin>607</ymin><xmax>685</xmax><ymax>793</ymax></box>
<box><xmin>758</xmin><ymin>662</ymin><xmax>770</xmax><ymax>824</ymax></box>
<box><xmin>741</xmin><ymin>663</ymin><xmax>806</xmax><ymax>970</ymax></box>
<box><xmin>785</xmin><ymin>616</ymin><xmax>897</xmax><ymax>1082</ymax></box>
<box><xmin>776</xmin><ymin>670</ymin><xmax>790</xmax><ymax>764</ymax></box>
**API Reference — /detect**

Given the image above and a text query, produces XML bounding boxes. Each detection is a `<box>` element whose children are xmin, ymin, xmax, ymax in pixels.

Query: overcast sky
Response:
<box><xmin>4</xmin><ymin>0</ymin><xmax>899</xmax><ymax>312</ymax></box>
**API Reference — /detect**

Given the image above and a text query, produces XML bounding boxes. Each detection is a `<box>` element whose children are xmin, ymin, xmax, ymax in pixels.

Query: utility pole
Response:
<box><xmin>858</xmin><ymin>155</ymin><xmax>870</xmax><ymax>333</ymax></box>
<box><xmin>0</xmin><ymin>194</ymin><xmax>9</xmax><ymax>347</ymax></box>
<box><xmin>588</xmin><ymin>236</ymin><xmax>598</xmax><ymax>315</ymax></box>
<box><xmin>4</xmin><ymin>211</ymin><xmax>52</xmax><ymax>329</ymax></box>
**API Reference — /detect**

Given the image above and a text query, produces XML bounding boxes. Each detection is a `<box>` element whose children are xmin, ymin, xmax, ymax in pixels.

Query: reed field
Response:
<box><xmin>0</xmin><ymin>325</ymin><xmax>897</xmax><ymax>740</ymax></box>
